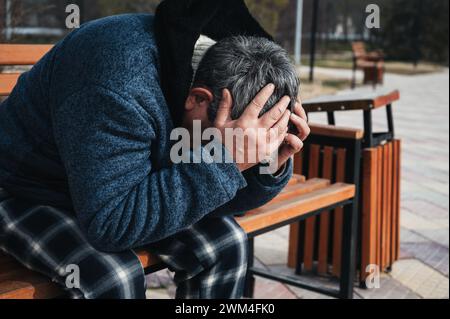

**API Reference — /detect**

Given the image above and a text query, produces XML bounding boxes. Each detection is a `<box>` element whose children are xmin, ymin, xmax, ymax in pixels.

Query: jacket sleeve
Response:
<box><xmin>210</xmin><ymin>158</ymin><xmax>293</xmax><ymax>217</ymax></box>
<box><xmin>52</xmin><ymin>85</ymin><xmax>247</xmax><ymax>252</ymax></box>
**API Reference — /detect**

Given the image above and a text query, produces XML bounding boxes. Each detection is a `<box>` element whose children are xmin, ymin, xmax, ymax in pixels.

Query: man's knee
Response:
<box><xmin>65</xmin><ymin>252</ymin><xmax>146</xmax><ymax>299</ymax></box>
<box><xmin>219</xmin><ymin>218</ymin><xmax>248</xmax><ymax>269</ymax></box>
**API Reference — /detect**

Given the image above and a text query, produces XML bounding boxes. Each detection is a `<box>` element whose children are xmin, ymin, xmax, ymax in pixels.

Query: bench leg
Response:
<box><xmin>243</xmin><ymin>238</ymin><xmax>255</xmax><ymax>298</ymax></box>
<box><xmin>339</xmin><ymin>134</ymin><xmax>361</xmax><ymax>299</ymax></box>
<box><xmin>338</xmin><ymin>201</ymin><xmax>358</xmax><ymax>299</ymax></box>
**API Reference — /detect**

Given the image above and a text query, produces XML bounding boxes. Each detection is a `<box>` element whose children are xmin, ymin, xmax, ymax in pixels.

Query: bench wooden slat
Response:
<box><xmin>0</xmin><ymin>274</ymin><xmax>62</xmax><ymax>299</ymax></box>
<box><xmin>303</xmin><ymin>145</ymin><xmax>321</xmax><ymax>271</ymax></box>
<box><xmin>352</xmin><ymin>42</ymin><xmax>384</xmax><ymax>63</ymax></box>
<box><xmin>360</xmin><ymin>148</ymin><xmax>379</xmax><ymax>283</ymax></box>
<box><xmin>393</xmin><ymin>140</ymin><xmax>401</xmax><ymax>261</ymax></box>
<box><xmin>0</xmin><ymin>253</ymin><xmax>61</xmax><ymax>299</ymax></box>
<box><xmin>385</xmin><ymin>143</ymin><xmax>393</xmax><ymax>270</ymax></box>
<box><xmin>0</xmin><ymin>44</ymin><xmax>53</xmax><ymax>66</ymax></box>
<box><xmin>352</xmin><ymin>42</ymin><xmax>367</xmax><ymax>59</ymax></box>
<box><xmin>317</xmin><ymin>146</ymin><xmax>333</xmax><ymax>274</ymax></box>
<box><xmin>310</xmin><ymin>123</ymin><xmax>364</xmax><ymax>140</ymax></box>
<box><xmin>287</xmin><ymin>223</ymin><xmax>299</xmax><ymax>268</ymax></box>
<box><xmin>0</xmin><ymin>73</ymin><xmax>21</xmax><ymax>96</ymax></box>
<box><xmin>381</xmin><ymin>144</ymin><xmax>389</xmax><ymax>270</ymax></box>
<box><xmin>385</xmin><ymin>144</ymin><xmax>392</xmax><ymax>268</ymax></box>
<box><xmin>287</xmin><ymin>174</ymin><xmax>306</xmax><ymax>186</ymax></box>
<box><xmin>376</xmin><ymin>146</ymin><xmax>383</xmax><ymax>268</ymax></box>
<box><xmin>237</xmin><ymin>183</ymin><xmax>355</xmax><ymax>235</ymax></box>
<box><xmin>271</xmin><ymin>178</ymin><xmax>329</xmax><ymax>204</ymax></box>
<box><xmin>0</xmin><ymin>259</ymin><xmax>26</xmax><ymax>286</ymax></box>
<box><xmin>391</xmin><ymin>143</ymin><xmax>399</xmax><ymax>263</ymax></box>
<box><xmin>287</xmin><ymin>154</ymin><xmax>304</xmax><ymax>268</ymax></box>
<box><xmin>356</xmin><ymin>60</ymin><xmax>384</xmax><ymax>68</ymax></box>
<box><xmin>135</xmin><ymin>250</ymin><xmax>161</xmax><ymax>269</ymax></box>
<box><xmin>303</xmin><ymin>90</ymin><xmax>400</xmax><ymax>112</ymax></box>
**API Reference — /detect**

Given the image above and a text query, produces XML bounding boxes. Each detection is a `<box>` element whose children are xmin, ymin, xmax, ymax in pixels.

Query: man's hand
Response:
<box><xmin>214</xmin><ymin>84</ymin><xmax>292</xmax><ymax>172</ymax></box>
<box><xmin>276</xmin><ymin>100</ymin><xmax>310</xmax><ymax>170</ymax></box>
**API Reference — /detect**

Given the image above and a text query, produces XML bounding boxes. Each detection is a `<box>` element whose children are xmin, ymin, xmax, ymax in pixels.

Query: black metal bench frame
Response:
<box><xmin>244</xmin><ymin>133</ymin><xmax>362</xmax><ymax>299</ymax></box>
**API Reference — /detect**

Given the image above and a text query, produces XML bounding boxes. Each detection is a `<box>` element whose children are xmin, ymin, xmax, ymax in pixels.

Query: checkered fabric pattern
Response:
<box><xmin>0</xmin><ymin>188</ymin><xmax>248</xmax><ymax>299</ymax></box>
<box><xmin>148</xmin><ymin>214</ymin><xmax>248</xmax><ymax>299</ymax></box>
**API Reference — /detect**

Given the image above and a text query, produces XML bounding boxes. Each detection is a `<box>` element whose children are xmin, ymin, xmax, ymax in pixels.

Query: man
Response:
<box><xmin>0</xmin><ymin>13</ymin><xmax>309</xmax><ymax>298</ymax></box>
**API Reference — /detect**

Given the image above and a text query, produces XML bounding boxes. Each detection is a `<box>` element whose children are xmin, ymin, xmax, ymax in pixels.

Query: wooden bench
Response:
<box><xmin>0</xmin><ymin>44</ymin><xmax>361</xmax><ymax>299</ymax></box>
<box><xmin>288</xmin><ymin>90</ymin><xmax>401</xmax><ymax>286</ymax></box>
<box><xmin>352</xmin><ymin>41</ymin><xmax>385</xmax><ymax>88</ymax></box>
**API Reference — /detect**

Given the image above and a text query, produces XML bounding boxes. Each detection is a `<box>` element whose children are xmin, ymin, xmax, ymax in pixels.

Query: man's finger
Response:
<box><xmin>215</xmin><ymin>89</ymin><xmax>233</xmax><ymax>126</ymax></box>
<box><xmin>284</xmin><ymin>133</ymin><xmax>304</xmax><ymax>152</ymax></box>
<box><xmin>278</xmin><ymin>134</ymin><xmax>304</xmax><ymax>167</ymax></box>
<box><xmin>260</xmin><ymin>96</ymin><xmax>291</xmax><ymax>128</ymax></box>
<box><xmin>290</xmin><ymin>113</ymin><xmax>310</xmax><ymax>141</ymax></box>
<box><xmin>294</xmin><ymin>100</ymin><xmax>308</xmax><ymax>122</ymax></box>
<box><xmin>241</xmin><ymin>83</ymin><xmax>275</xmax><ymax>120</ymax></box>
<box><xmin>271</xmin><ymin>109</ymin><xmax>291</xmax><ymax>137</ymax></box>
<box><xmin>266</xmin><ymin>110</ymin><xmax>290</xmax><ymax>153</ymax></box>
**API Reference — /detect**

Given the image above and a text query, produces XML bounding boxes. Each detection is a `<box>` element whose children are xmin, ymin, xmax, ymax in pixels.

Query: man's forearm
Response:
<box><xmin>209</xmin><ymin>158</ymin><xmax>293</xmax><ymax>218</ymax></box>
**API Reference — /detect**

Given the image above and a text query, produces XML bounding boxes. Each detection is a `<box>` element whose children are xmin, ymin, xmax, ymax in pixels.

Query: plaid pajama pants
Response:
<box><xmin>0</xmin><ymin>188</ymin><xmax>248</xmax><ymax>299</ymax></box>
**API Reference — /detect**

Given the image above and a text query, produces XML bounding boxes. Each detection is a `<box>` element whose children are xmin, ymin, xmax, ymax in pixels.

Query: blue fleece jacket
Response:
<box><xmin>0</xmin><ymin>14</ymin><xmax>292</xmax><ymax>252</ymax></box>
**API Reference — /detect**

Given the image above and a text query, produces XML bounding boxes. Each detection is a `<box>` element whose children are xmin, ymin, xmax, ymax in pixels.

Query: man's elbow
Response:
<box><xmin>81</xmin><ymin>213</ymin><xmax>161</xmax><ymax>253</ymax></box>
<box><xmin>81</xmin><ymin>217</ymin><xmax>134</xmax><ymax>253</ymax></box>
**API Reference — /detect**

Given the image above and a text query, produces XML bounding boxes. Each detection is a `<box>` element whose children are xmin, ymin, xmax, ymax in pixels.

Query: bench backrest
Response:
<box><xmin>0</xmin><ymin>44</ymin><xmax>53</xmax><ymax>66</ymax></box>
<box><xmin>0</xmin><ymin>44</ymin><xmax>53</xmax><ymax>97</ymax></box>
<box><xmin>351</xmin><ymin>41</ymin><xmax>367</xmax><ymax>60</ymax></box>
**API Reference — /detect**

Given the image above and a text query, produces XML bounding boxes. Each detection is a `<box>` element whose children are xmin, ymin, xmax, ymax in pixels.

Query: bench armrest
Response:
<box><xmin>309</xmin><ymin>123</ymin><xmax>364</xmax><ymax>140</ymax></box>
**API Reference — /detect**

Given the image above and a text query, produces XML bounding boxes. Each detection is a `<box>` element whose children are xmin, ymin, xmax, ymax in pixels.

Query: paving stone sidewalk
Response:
<box><xmin>146</xmin><ymin>67</ymin><xmax>449</xmax><ymax>300</ymax></box>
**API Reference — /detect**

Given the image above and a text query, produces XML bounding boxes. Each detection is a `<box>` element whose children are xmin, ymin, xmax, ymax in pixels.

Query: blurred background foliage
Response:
<box><xmin>245</xmin><ymin>0</ymin><xmax>290</xmax><ymax>36</ymax></box>
<box><xmin>0</xmin><ymin>0</ymin><xmax>448</xmax><ymax>65</ymax></box>
<box><xmin>372</xmin><ymin>0</ymin><xmax>449</xmax><ymax>64</ymax></box>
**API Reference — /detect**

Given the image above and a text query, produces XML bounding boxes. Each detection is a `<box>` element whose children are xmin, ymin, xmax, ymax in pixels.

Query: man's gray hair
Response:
<box><xmin>192</xmin><ymin>36</ymin><xmax>299</xmax><ymax>121</ymax></box>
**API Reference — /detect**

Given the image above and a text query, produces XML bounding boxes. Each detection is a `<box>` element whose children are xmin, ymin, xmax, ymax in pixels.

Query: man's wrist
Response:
<box><xmin>273</xmin><ymin>163</ymin><xmax>287</xmax><ymax>178</ymax></box>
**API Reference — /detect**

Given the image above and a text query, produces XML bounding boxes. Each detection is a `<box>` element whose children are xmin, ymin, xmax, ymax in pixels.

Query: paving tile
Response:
<box><xmin>403</xmin><ymin>175</ymin><xmax>448</xmax><ymax>189</ymax></box>
<box><xmin>414</xmin><ymin>229</ymin><xmax>449</xmax><ymax>248</ymax></box>
<box><xmin>272</xmin><ymin>226</ymin><xmax>290</xmax><ymax>240</ymax></box>
<box><xmin>401</xmin><ymin>183</ymin><xmax>449</xmax><ymax>209</ymax></box>
<box><xmin>146</xmin><ymin>288</ymin><xmax>172</xmax><ymax>300</ymax></box>
<box><xmin>146</xmin><ymin>269</ymin><xmax>175</xmax><ymax>289</ymax></box>
<box><xmin>400</xmin><ymin>210</ymin><xmax>445</xmax><ymax>231</ymax></box>
<box><xmin>264</xmin><ymin>265</ymin><xmax>336</xmax><ymax>299</ymax></box>
<box><xmin>354</xmin><ymin>275</ymin><xmax>420</xmax><ymax>299</ymax></box>
<box><xmin>400</xmin><ymin>227</ymin><xmax>429</xmax><ymax>244</ymax></box>
<box><xmin>399</xmin><ymin>210</ymin><xmax>448</xmax><ymax>247</ymax></box>
<box><xmin>254</xmin><ymin>230</ymin><xmax>289</xmax><ymax>266</ymax></box>
<box><xmin>401</xmin><ymin>199</ymin><xmax>449</xmax><ymax>220</ymax></box>
<box><xmin>416</xmin><ymin>181</ymin><xmax>449</xmax><ymax>197</ymax></box>
<box><xmin>250</xmin><ymin>258</ymin><xmax>298</xmax><ymax>299</ymax></box>
<box><xmin>289</xmin><ymin>285</ymin><xmax>336</xmax><ymax>299</ymax></box>
<box><xmin>390</xmin><ymin>259</ymin><xmax>449</xmax><ymax>299</ymax></box>
<box><xmin>146</xmin><ymin>269</ymin><xmax>176</xmax><ymax>299</ymax></box>
<box><xmin>253</xmin><ymin>277</ymin><xmax>298</xmax><ymax>299</ymax></box>
<box><xmin>401</xmin><ymin>242</ymin><xmax>449</xmax><ymax>276</ymax></box>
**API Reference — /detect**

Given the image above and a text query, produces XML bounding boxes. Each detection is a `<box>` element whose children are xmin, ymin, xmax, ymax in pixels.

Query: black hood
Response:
<box><xmin>154</xmin><ymin>0</ymin><xmax>273</xmax><ymax>126</ymax></box>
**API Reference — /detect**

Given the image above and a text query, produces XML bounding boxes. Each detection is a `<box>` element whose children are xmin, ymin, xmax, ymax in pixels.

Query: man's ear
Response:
<box><xmin>185</xmin><ymin>87</ymin><xmax>214</xmax><ymax>111</ymax></box>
